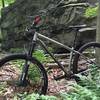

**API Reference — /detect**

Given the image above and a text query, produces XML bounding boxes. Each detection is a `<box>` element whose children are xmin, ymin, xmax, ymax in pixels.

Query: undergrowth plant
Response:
<box><xmin>15</xmin><ymin>67</ymin><xmax>100</xmax><ymax>100</ymax></box>
<box><xmin>15</xmin><ymin>82</ymin><xmax>100</xmax><ymax>100</ymax></box>
<box><xmin>14</xmin><ymin>92</ymin><xmax>57</xmax><ymax>100</ymax></box>
<box><xmin>33</xmin><ymin>50</ymin><xmax>47</xmax><ymax>62</ymax></box>
<box><xmin>0</xmin><ymin>0</ymin><xmax>15</xmax><ymax>8</ymax></box>
<box><xmin>84</xmin><ymin>5</ymin><xmax>98</xmax><ymax>18</ymax></box>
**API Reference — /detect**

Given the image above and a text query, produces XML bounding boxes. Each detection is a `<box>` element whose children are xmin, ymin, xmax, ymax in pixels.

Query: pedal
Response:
<box><xmin>53</xmin><ymin>75</ymin><xmax>66</xmax><ymax>81</ymax></box>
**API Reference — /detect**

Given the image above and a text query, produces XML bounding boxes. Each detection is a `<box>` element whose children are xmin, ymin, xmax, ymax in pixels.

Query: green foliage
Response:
<box><xmin>5</xmin><ymin>0</ymin><xmax>15</xmax><ymax>4</ymax></box>
<box><xmin>0</xmin><ymin>83</ymin><xmax>6</xmax><ymax>95</ymax></box>
<box><xmin>60</xmin><ymin>84</ymin><xmax>99</xmax><ymax>100</ymax></box>
<box><xmin>16</xmin><ymin>82</ymin><xmax>100</xmax><ymax>100</ymax></box>
<box><xmin>74</xmin><ymin>68</ymin><xmax>100</xmax><ymax>99</ymax></box>
<box><xmin>16</xmin><ymin>93</ymin><xmax>57</xmax><ymax>100</ymax></box>
<box><xmin>0</xmin><ymin>1</ymin><xmax>2</xmax><ymax>9</ymax></box>
<box><xmin>28</xmin><ymin>64</ymin><xmax>41</xmax><ymax>83</ymax></box>
<box><xmin>0</xmin><ymin>0</ymin><xmax>15</xmax><ymax>18</ymax></box>
<box><xmin>84</xmin><ymin>6</ymin><xmax>98</xmax><ymax>18</ymax></box>
<box><xmin>19</xmin><ymin>66</ymin><xmax>100</xmax><ymax>100</ymax></box>
<box><xmin>33</xmin><ymin>50</ymin><xmax>48</xmax><ymax>62</ymax></box>
<box><xmin>59</xmin><ymin>74</ymin><xmax>100</xmax><ymax>100</ymax></box>
<box><xmin>10</xmin><ymin>48</ymin><xmax>24</xmax><ymax>53</ymax></box>
<box><xmin>0</xmin><ymin>0</ymin><xmax>15</xmax><ymax>9</ymax></box>
<box><xmin>10</xmin><ymin>49</ymin><xmax>49</xmax><ymax>62</ymax></box>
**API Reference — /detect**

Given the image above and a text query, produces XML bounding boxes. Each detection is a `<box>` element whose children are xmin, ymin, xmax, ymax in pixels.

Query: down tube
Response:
<box><xmin>37</xmin><ymin>39</ymin><xmax>70</xmax><ymax>75</ymax></box>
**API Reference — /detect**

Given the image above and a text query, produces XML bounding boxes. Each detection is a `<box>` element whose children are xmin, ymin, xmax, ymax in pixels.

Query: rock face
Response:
<box><xmin>0</xmin><ymin>0</ymin><xmax>97</xmax><ymax>51</ymax></box>
<box><xmin>0</xmin><ymin>0</ymin><xmax>48</xmax><ymax>50</ymax></box>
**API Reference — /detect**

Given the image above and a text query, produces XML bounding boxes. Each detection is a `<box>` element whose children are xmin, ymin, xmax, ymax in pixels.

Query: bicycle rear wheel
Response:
<box><xmin>73</xmin><ymin>42</ymin><xmax>100</xmax><ymax>82</ymax></box>
<box><xmin>0</xmin><ymin>54</ymin><xmax>48</xmax><ymax>98</ymax></box>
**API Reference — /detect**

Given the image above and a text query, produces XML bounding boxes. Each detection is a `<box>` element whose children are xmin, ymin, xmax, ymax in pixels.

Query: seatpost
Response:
<box><xmin>73</xmin><ymin>28</ymin><xmax>79</xmax><ymax>48</ymax></box>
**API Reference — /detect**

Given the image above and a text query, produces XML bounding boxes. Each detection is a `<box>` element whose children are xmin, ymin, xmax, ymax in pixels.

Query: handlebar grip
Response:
<box><xmin>34</xmin><ymin>16</ymin><xmax>41</xmax><ymax>25</ymax></box>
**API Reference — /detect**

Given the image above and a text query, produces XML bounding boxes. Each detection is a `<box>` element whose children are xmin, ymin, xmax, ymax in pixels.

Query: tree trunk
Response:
<box><xmin>96</xmin><ymin>2</ymin><xmax>100</xmax><ymax>42</ymax></box>
<box><xmin>2</xmin><ymin>0</ymin><xmax>5</xmax><ymax>8</ymax></box>
<box><xmin>96</xmin><ymin>2</ymin><xmax>100</xmax><ymax>65</ymax></box>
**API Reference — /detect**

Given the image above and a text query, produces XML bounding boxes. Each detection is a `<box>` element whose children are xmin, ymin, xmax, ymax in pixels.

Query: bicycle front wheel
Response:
<box><xmin>0</xmin><ymin>54</ymin><xmax>48</xmax><ymax>98</ymax></box>
<box><xmin>73</xmin><ymin>42</ymin><xmax>100</xmax><ymax>82</ymax></box>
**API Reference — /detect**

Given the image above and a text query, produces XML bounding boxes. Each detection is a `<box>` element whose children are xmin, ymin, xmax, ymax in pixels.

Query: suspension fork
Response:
<box><xmin>19</xmin><ymin>32</ymin><xmax>38</xmax><ymax>86</ymax></box>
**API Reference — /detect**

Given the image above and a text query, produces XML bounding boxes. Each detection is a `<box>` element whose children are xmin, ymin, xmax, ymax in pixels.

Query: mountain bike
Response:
<box><xmin>0</xmin><ymin>1</ymin><xmax>99</xmax><ymax>96</ymax></box>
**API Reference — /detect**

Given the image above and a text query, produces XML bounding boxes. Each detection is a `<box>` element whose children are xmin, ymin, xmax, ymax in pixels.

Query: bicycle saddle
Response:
<box><xmin>69</xmin><ymin>24</ymin><xmax>87</xmax><ymax>29</ymax></box>
<box><xmin>79</xmin><ymin>27</ymin><xmax>96</xmax><ymax>32</ymax></box>
<box><xmin>69</xmin><ymin>24</ymin><xmax>96</xmax><ymax>32</ymax></box>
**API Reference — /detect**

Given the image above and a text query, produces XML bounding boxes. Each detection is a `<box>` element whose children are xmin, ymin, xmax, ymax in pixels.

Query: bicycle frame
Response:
<box><xmin>28</xmin><ymin>31</ymin><xmax>82</xmax><ymax>76</ymax></box>
<box><xmin>20</xmin><ymin>29</ymin><xmax>97</xmax><ymax>83</ymax></box>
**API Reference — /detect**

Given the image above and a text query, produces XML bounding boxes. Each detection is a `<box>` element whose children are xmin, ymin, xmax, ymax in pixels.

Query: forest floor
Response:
<box><xmin>47</xmin><ymin>68</ymin><xmax>76</xmax><ymax>96</ymax></box>
<box><xmin>0</xmin><ymin>52</ymin><xmax>76</xmax><ymax>99</ymax></box>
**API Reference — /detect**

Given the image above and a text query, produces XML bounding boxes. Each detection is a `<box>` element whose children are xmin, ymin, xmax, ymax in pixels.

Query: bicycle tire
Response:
<box><xmin>73</xmin><ymin>42</ymin><xmax>100</xmax><ymax>80</ymax></box>
<box><xmin>0</xmin><ymin>54</ymin><xmax>48</xmax><ymax>96</ymax></box>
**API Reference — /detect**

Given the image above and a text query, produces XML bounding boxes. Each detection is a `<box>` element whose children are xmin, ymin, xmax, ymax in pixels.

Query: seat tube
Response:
<box><xmin>68</xmin><ymin>47</ymin><xmax>74</xmax><ymax>72</ymax></box>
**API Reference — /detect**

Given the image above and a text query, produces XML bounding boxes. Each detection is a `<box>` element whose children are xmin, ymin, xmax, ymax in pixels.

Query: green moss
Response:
<box><xmin>84</xmin><ymin>6</ymin><xmax>98</xmax><ymax>18</ymax></box>
<box><xmin>0</xmin><ymin>0</ymin><xmax>15</xmax><ymax>7</ymax></box>
<box><xmin>0</xmin><ymin>0</ymin><xmax>15</xmax><ymax>17</ymax></box>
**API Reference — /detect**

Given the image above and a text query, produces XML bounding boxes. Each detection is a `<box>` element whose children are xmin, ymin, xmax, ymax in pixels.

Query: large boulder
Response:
<box><xmin>0</xmin><ymin>0</ymin><xmax>48</xmax><ymax>50</ymax></box>
<box><xmin>0</xmin><ymin>0</ymin><xmax>97</xmax><ymax>51</ymax></box>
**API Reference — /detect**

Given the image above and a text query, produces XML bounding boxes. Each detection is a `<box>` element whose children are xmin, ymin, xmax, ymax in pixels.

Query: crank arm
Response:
<box><xmin>53</xmin><ymin>74</ymin><xmax>67</xmax><ymax>81</ymax></box>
